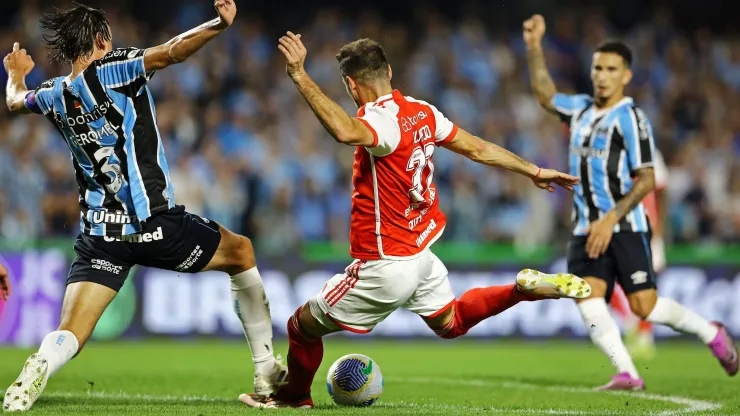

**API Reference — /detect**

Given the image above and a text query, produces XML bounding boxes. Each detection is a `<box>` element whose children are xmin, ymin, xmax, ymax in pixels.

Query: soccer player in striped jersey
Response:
<box><xmin>524</xmin><ymin>14</ymin><xmax>738</xmax><ymax>390</ymax></box>
<box><xmin>3</xmin><ymin>2</ymin><xmax>285</xmax><ymax>412</ymax></box>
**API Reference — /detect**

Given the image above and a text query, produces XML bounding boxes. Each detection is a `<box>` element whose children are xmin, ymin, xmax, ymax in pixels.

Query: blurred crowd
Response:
<box><xmin>1</xmin><ymin>1</ymin><xmax>739</xmax><ymax>255</ymax></box>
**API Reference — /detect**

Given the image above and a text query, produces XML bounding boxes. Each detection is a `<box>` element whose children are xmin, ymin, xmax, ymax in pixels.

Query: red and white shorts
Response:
<box><xmin>308</xmin><ymin>248</ymin><xmax>455</xmax><ymax>333</ymax></box>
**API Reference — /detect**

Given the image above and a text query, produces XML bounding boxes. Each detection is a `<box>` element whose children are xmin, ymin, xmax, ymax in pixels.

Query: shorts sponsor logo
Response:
<box><xmin>175</xmin><ymin>245</ymin><xmax>203</xmax><ymax>272</ymax></box>
<box><xmin>415</xmin><ymin>219</ymin><xmax>437</xmax><ymax>247</ymax></box>
<box><xmin>630</xmin><ymin>270</ymin><xmax>648</xmax><ymax>285</ymax></box>
<box><xmin>91</xmin><ymin>259</ymin><xmax>123</xmax><ymax>275</ymax></box>
<box><xmin>104</xmin><ymin>227</ymin><xmax>164</xmax><ymax>243</ymax></box>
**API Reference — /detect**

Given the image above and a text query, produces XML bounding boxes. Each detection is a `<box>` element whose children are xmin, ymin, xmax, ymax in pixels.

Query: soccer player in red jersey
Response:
<box><xmin>240</xmin><ymin>32</ymin><xmax>589</xmax><ymax>409</ymax></box>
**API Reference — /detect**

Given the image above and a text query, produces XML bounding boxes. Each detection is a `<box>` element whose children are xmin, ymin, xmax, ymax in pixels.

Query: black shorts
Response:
<box><xmin>567</xmin><ymin>231</ymin><xmax>657</xmax><ymax>302</ymax></box>
<box><xmin>67</xmin><ymin>206</ymin><xmax>222</xmax><ymax>291</ymax></box>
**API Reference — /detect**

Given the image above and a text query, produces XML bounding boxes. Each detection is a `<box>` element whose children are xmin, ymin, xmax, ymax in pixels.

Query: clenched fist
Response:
<box><xmin>523</xmin><ymin>14</ymin><xmax>546</xmax><ymax>48</ymax></box>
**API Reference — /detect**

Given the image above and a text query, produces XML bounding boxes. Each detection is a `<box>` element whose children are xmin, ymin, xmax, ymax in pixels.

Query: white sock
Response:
<box><xmin>38</xmin><ymin>330</ymin><xmax>79</xmax><ymax>377</ymax></box>
<box><xmin>646</xmin><ymin>297</ymin><xmax>719</xmax><ymax>344</ymax></box>
<box><xmin>578</xmin><ymin>298</ymin><xmax>640</xmax><ymax>379</ymax></box>
<box><xmin>230</xmin><ymin>267</ymin><xmax>276</xmax><ymax>375</ymax></box>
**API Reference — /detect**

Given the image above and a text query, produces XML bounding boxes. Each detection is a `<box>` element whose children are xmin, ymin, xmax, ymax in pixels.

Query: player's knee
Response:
<box><xmin>288</xmin><ymin>303</ymin><xmax>323</xmax><ymax>341</ymax></box>
<box><xmin>628</xmin><ymin>289</ymin><xmax>658</xmax><ymax>320</ymax></box>
<box><xmin>221</xmin><ymin>234</ymin><xmax>256</xmax><ymax>275</ymax></box>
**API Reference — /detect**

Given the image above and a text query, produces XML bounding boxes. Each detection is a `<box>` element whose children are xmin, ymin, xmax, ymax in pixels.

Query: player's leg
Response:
<box><xmin>4</xmin><ymin>236</ymin><xmax>130</xmax><ymax>412</ymax></box>
<box><xmin>132</xmin><ymin>207</ymin><xmax>282</xmax><ymax>395</ymax></box>
<box><xmin>200</xmin><ymin>224</ymin><xmax>282</xmax><ymax>389</ymax></box>
<box><xmin>615</xmin><ymin>233</ymin><xmax>738</xmax><ymax>376</ymax></box>
<box><xmin>568</xmin><ymin>236</ymin><xmax>644</xmax><ymax>390</ymax></box>
<box><xmin>240</xmin><ymin>258</ymin><xmax>414</xmax><ymax>408</ymax></box>
<box><xmin>410</xmin><ymin>252</ymin><xmax>590</xmax><ymax>338</ymax></box>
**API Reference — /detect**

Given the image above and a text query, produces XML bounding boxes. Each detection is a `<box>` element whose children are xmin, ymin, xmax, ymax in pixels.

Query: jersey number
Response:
<box><xmin>406</xmin><ymin>143</ymin><xmax>435</xmax><ymax>203</ymax></box>
<box><xmin>93</xmin><ymin>147</ymin><xmax>123</xmax><ymax>194</ymax></box>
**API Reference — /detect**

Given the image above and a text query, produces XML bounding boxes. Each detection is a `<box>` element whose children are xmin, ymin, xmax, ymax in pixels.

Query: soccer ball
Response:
<box><xmin>326</xmin><ymin>354</ymin><xmax>383</xmax><ymax>406</ymax></box>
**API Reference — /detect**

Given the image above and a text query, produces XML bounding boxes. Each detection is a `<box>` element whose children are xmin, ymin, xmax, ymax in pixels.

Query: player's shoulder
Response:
<box><xmin>617</xmin><ymin>98</ymin><xmax>652</xmax><ymax>124</ymax></box>
<box><xmin>35</xmin><ymin>77</ymin><xmax>64</xmax><ymax>97</ymax></box>
<box><xmin>37</xmin><ymin>78</ymin><xmax>58</xmax><ymax>91</ymax></box>
<box><xmin>96</xmin><ymin>48</ymin><xmax>146</xmax><ymax>66</ymax></box>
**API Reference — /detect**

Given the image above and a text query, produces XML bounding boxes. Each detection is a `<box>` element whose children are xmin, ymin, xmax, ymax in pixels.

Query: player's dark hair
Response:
<box><xmin>336</xmin><ymin>38</ymin><xmax>390</xmax><ymax>83</ymax></box>
<box><xmin>595</xmin><ymin>40</ymin><xmax>633</xmax><ymax>68</ymax></box>
<box><xmin>40</xmin><ymin>2</ymin><xmax>111</xmax><ymax>64</ymax></box>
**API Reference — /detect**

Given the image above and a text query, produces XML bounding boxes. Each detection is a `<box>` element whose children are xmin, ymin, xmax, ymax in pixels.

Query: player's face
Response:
<box><xmin>591</xmin><ymin>52</ymin><xmax>632</xmax><ymax>100</ymax></box>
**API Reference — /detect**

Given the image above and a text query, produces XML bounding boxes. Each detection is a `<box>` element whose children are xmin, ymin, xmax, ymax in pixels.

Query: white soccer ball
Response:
<box><xmin>326</xmin><ymin>354</ymin><xmax>383</xmax><ymax>406</ymax></box>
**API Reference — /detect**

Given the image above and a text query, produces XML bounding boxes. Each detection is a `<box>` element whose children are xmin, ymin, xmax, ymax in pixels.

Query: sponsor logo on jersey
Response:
<box><xmin>92</xmin><ymin>211</ymin><xmax>138</xmax><ymax>225</ymax></box>
<box><xmin>569</xmin><ymin>145</ymin><xmax>608</xmax><ymax>160</ymax></box>
<box><xmin>103</xmin><ymin>227</ymin><xmax>164</xmax><ymax>243</ymax></box>
<box><xmin>415</xmin><ymin>219</ymin><xmax>437</xmax><ymax>247</ymax></box>
<box><xmin>54</xmin><ymin>99</ymin><xmax>113</xmax><ymax>129</ymax></box>
<box><xmin>400</xmin><ymin>110</ymin><xmax>428</xmax><ymax>132</ymax></box>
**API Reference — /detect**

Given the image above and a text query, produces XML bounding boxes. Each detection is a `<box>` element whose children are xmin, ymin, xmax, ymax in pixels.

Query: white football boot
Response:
<box><xmin>252</xmin><ymin>354</ymin><xmax>288</xmax><ymax>397</ymax></box>
<box><xmin>516</xmin><ymin>269</ymin><xmax>592</xmax><ymax>299</ymax></box>
<box><xmin>3</xmin><ymin>353</ymin><xmax>49</xmax><ymax>412</ymax></box>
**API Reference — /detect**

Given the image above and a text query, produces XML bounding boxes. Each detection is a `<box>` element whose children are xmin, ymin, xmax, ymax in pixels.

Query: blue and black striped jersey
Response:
<box><xmin>552</xmin><ymin>93</ymin><xmax>656</xmax><ymax>236</ymax></box>
<box><xmin>26</xmin><ymin>48</ymin><xmax>175</xmax><ymax>236</ymax></box>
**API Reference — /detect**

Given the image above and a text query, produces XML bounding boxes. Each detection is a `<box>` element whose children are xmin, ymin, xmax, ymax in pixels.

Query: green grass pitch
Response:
<box><xmin>1</xmin><ymin>339</ymin><xmax>737</xmax><ymax>415</ymax></box>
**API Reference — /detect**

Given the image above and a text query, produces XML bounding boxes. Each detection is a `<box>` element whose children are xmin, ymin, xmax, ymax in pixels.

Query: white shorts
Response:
<box><xmin>309</xmin><ymin>248</ymin><xmax>455</xmax><ymax>333</ymax></box>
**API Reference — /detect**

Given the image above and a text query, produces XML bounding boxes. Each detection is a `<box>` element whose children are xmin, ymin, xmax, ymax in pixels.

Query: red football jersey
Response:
<box><xmin>350</xmin><ymin>90</ymin><xmax>458</xmax><ymax>260</ymax></box>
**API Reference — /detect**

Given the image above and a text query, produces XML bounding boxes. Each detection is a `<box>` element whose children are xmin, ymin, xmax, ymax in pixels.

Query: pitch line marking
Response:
<box><xmin>392</xmin><ymin>377</ymin><xmax>722</xmax><ymax>415</ymax></box>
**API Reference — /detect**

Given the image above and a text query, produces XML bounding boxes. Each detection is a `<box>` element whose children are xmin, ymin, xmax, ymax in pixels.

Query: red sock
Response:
<box><xmin>279</xmin><ymin>307</ymin><xmax>323</xmax><ymax>400</ymax></box>
<box><xmin>639</xmin><ymin>320</ymin><xmax>653</xmax><ymax>334</ymax></box>
<box><xmin>610</xmin><ymin>286</ymin><xmax>631</xmax><ymax>319</ymax></box>
<box><xmin>438</xmin><ymin>284</ymin><xmax>533</xmax><ymax>339</ymax></box>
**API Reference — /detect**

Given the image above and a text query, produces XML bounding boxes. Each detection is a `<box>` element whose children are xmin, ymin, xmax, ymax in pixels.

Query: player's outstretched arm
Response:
<box><xmin>523</xmin><ymin>15</ymin><xmax>558</xmax><ymax>113</ymax></box>
<box><xmin>3</xmin><ymin>42</ymin><xmax>35</xmax><ymax>113</ymax></box>
<box><xmin>442</xmin><ymin>128</ymin><xmax>579</xmax><ymax>192</ymax></box>
<box><xmin>143</xmin><ymin>0</ymin><xmax>236</xmax><ymax>72</ymax></box>
<box><xmin>277</xmin><ymin>31</ymin><xmax>375</xmax><ymax>147</ymax></box>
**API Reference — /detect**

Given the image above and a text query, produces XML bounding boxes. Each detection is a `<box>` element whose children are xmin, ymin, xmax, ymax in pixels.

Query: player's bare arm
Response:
<box><xmin>4</xmin><ymin>42</ymin><xmax>35</xmax><ymax>113</ymax></box>
<box><xmin>0</xmin><ymin>262</ymin><xmax>10</xmax><ymax>301</ymax></box>
<box><xmin>656</xmin><ymin>186</ymin><xmax>668</xmax><ymax>237</ymax></box>
<box><xmin>586</xmin><ymin>167</ymin><xmax>655</xmax><ymax>258</ymax></box>
<box><xmin>277</xmin><ymin>31</ymin><xmax>375</xmax><ymax>147</ymax></box>
<box><xmin>143</xmin><ymin>0</ymin><xmax>236</xmax><ymax>72</ymax></box>
<box><xmin>523</xmin><ymin>15</ymin><xmax>558</xmax><ymax>113</ymax></box>
<box><xmin>442</xmin><ymin>128</ymin><xmax>579</xmax><ymax>192</ymax></box>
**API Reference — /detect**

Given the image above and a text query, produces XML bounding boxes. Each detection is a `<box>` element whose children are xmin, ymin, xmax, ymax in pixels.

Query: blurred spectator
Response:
<box><xmin>1</xmin><ymin>0</ymin><xmax>739</xmax><ymax>253</ymax></box>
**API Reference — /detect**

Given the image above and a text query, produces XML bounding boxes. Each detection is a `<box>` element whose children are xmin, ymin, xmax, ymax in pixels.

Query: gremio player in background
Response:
<box><xmin>2</xmin><ymin>2</ymin><xmax>285</xmax><ymax>412</ymax></box>
<box><xmin>524</xmin><ymin>14</ymin><xmax>738</xmax><ymax>390</ymax></box>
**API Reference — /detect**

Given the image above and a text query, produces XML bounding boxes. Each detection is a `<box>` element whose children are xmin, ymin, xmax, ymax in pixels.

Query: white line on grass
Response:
<box><xmin>391</xmin><ymin>377</ymin><xmax>722</xmax><ymax>415</ymax></box>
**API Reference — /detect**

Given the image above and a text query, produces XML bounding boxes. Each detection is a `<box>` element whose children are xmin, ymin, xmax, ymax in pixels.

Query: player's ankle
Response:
<box><xmin>254</xmin><ymin>357</ymin><xmax>278</xmax><ymax>376</ymax></box>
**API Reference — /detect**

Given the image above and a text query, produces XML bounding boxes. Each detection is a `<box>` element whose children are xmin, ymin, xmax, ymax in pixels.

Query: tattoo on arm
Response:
<box><xmin>526</xmin><ymin>47</ymin><xmax>557</xmax><ymax>110</ymax></box>
<box><xmin>612</xmin><ymin>168</ymin><xmax>655</xmax><ymax>220</ymax></box>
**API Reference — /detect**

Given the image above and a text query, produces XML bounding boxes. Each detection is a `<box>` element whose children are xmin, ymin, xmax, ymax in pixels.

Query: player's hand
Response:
<box><xmin>214</xmin><ymin>0</ymin><xmax>236</xmax><ymax>29</ymax></box>
<box><xmin>0</xmin><ymin>263</ymin><xmax>10</xmax><ymax>301</ymax></box>
<box><xmin>522</xmin><ymin>14</ymin><xmax>546</xmax><ymax>48</ymax></box>
<box><xmin>531</xmin><ymin>168</ymin><xmax>579</xmax><ymax>192</ymax></box>
<box><xmin>278</xmin><ymin>31</ymin><xmax>306</xmax><ymax>79</ymax></box>
<box><xmin>3</xmin><ymin>42</ymin><xmax>34</xmax><ymax>77</ymax></box>
<box><xmin>585</xmin><ymin>213</ymin><xmax>618</xmax><ymax>259</ymax></box>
